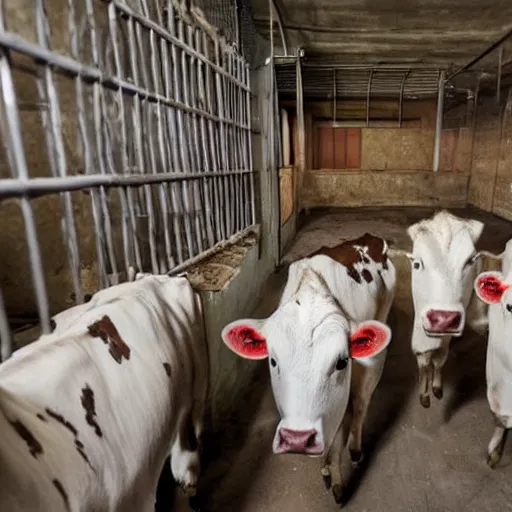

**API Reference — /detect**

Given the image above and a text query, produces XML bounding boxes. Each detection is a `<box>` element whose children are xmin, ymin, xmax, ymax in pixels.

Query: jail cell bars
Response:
<box><xmin>0</xmin><ymin>0</ymin><xmax>256</xmax><ymax>360</ymax></box>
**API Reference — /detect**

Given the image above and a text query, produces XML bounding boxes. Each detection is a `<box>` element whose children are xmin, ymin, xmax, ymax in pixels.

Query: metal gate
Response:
<box><xmin>0</xmin><ymin>0</ymin><xmax>256</xmax><ymax>359</ymax></box>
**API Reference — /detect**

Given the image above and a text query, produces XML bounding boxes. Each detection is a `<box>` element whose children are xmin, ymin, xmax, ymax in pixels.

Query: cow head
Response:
<box><xmin>406</xmin><ymin>211</ymin><xmax>484</xmax><ymax>338</ymax></box>
<box><xmin>221</xmin><ymin>268</ymin><xmax>391</xmax><ymax>457</ymax></box>
<box><xmin>474</xmin><ymin>270</ymin><xmax>512</xmax><ymax>321</ymax></box>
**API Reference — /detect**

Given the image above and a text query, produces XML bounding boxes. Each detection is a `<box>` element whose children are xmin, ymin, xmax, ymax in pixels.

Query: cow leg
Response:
<box><xmin>416</xmin><ymin>351</ymin><xmax>433</xmax><ymax>408</ymax></box>
<box><xmin>330</xmin><ymin>410</ymin><xmax>352</xmax><ymax>506</ymax></box>
<box><xmin>170</xmin><ymin>408</ymin><xmax>201</xmax><ymax>497</ymax></box>
<box><xmin>431</xmin><ymin>341</ymin><xmax>450</xmax><ymax>400</ymax></box>
<box><xmin>488</xmin><ymin>413</ymin><xmax>509</xmax><ymax>469</ymax></box>
<box><xmin>322</xmin><ymin>404</ymin><xmax>352</xmax><ymax>491</ymax></box>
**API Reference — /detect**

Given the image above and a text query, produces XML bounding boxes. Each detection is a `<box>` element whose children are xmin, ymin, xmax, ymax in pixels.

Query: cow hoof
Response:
<box><xmin>349</xmin><ymin>449</ymin><xmax>364</xmax><ymax>468</ymax></box>
<box><xmin>321</xmin><ymin>467</ymin><xmax>332</xmax><ymax>489</ymax></box>
<box><xmin>420</xmin><ymin>394</ymin><xmax>431</xmax><ymax>408</ymax></box>
<box><xmin>433</xmin><ymin>386</ymin><xmax>443</xmax><ymax>400</ymax></box>
<box><xmin>487</xmin><ymin>450</ymin><xmax>502</xmax><ymax>469</ymax></box>
<box><xmin>332</xmin><ymin>484</ymin><xmax>347</xmax><ymax>507</ymax></box>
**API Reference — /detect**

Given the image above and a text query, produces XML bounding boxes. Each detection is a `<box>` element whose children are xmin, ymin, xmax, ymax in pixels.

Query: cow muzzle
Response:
<box><xmin>273</xmin><ymin>426</ymin><xmax>324</xmax><ymax>455</ymax></box>
<box><xmin>423</xmin><ymin>306</ymin><xmax>464</xmax><ymax>336</ymax></box>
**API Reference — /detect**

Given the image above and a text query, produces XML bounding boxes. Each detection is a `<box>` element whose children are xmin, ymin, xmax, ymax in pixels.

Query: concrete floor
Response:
<box><xmin>179</xmin><ymin>207</ymin><xmax>512</xmax><ymax>512</ymax></box>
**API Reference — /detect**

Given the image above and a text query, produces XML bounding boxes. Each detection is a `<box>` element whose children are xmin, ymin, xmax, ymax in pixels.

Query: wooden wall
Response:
<box><xmin>467</xmin><ymin>95</ymin><xmax>512</xmax><ymax>221</ymax></box>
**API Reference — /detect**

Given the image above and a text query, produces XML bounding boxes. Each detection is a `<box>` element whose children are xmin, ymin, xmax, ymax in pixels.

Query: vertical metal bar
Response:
<box><xmin>183</xmin><ymin>21</ymin><xmax>207</xmax><ymax>252</ymax></box>
<box><xmin>0</xmin><ymin>286</ymin><xmax>12</xmax><ymax>361</ymax></box>
<box><xmin>35</xmin><ymin>0</ymin><xmax>83</xmax><ymax>304</ymax></box>
<box><xmin>107</xmin><ymin>2</ymin><xmax>142</xmax><ymax>273</ymax></box>
<box><xmin>149</xmin><ymin>28</ymin><xmax>175</xmax><ymax>271</ymax></box>
<box><xmin>214</xmin><ymin>38</ymin><xmax>233</xmax><ymax>236</ymax></box>
<box><xmin>202</xmin><ymin>30</ymin><xmax>224</xmax><ymax>242</ymax></box>
<box><xmin>191</xmin><ymin>24</ymin><xmax>215</xmax><ymax>247</ymax></box>
<box><xmin>497</xmin><ymin>46</ymin><xmax>504</xmax><ymax>105</ymax></box>
<box><xmin>295</xmin><ymin>55</ymin><xmax>305</xmax><ymax>216</ymax></box>
<box><xmin>398</xmin><ymin>70</ymin><xmax>410</xmax><ymax>128</ymax></box>
<box><xmin>0</xmin><ymin>48</ymin><xmax>51</xmax><ymax>335</ymax></box>
<box><xmin>131</xmin><ymin>18</ymin><xmax>159</xmax><ymax>273</ymax></box>
<box><xmin>67</xmin><ymin>0</ymin><xmax>109</xmax><ymax>289</ymax></box>
<box><xmin>161</xmin><ymin>3</ymin><xmax>186</xmax><ymax>264</ymax></box>
<box><xmin>168</xmin><ymin>5</ymin><xmax>196</xmax><ymax>260</ymax></box>
<box><xmin>433</xmin><ymin>70</ymin><xmax>446</xmax><ymax>172</ymax></box>
<box><xmin>366</xmin><ymin>69</ymin><xmax>373</xmax><ymax>127</ymax></box>
<box><xmin>246</xmin><ymin>62</ymin><xmax>255</xmax><ymax>225</ymax></box>
<box><xmin>86</xmin><ymin>0</ymin><xmax>120</xmax><ymax>279</ymax></box>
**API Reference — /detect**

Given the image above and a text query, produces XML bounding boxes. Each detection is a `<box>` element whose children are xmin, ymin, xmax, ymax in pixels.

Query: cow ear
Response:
<box><xmin>474</xmin><ymin>271</ymin><xmax>509</xmax><ymax>305</ymax></box>
<box><xmin>221</xmin><ymin>319</ymin><xmax>268</xmax><ymax>360</ymax></box>
<box><xmin>350</xmin><ymin>320</ymin><xmax>391</xmax><ymax>360</ymax></box>
<box><xmin>465</xmin><ymin>219</ymin><xmax>484</xmax><ymax>244</ymax></box>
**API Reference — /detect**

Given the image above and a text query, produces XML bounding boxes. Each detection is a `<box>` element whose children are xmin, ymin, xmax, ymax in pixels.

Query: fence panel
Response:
<box><xmin>0</xmin><ymin>0</ymin><xmax>255</xmax><ymax>360</ymax></box>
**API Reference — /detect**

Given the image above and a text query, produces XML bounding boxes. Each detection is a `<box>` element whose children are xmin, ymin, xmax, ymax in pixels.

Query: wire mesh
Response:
<box><xmin>0</xmin><ymin>0</ymin><xmax>256</xmax><ymax>360</ymax></box>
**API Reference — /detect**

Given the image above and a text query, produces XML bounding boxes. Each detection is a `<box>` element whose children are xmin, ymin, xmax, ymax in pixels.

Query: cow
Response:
<box><xmin>0</xmin><ymin>272</ymin><xmax>208</xmax><ymax>511</ymax></box>
<box><xmin>221</xmin><ymin>233</ymin><xmax>395</xmax><ymax>505</ymax></box>
<box><xmin>473</xmin><ymin>238</ymin><xmax>512</xmax><ymax>468</ymax></box>
<box><xmin>405</xmin><ymin>209</ymin><xmax>501</xmax><ymax>408</ymax></box>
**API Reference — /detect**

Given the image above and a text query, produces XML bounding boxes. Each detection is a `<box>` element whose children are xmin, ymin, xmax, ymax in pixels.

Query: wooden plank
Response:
<box><xmin>301</xmin><ymin>170</ymin><xmax>469</xmax><ymax>208</ymax></box>
<box><xmin>318</xmin><ymin>126</ymin><xmax>335</xmax><ymax>169</ymax></box>
<box><xmin>346</xmin><ymin>128</ymin><xmax>361</xmax><ymax>169</ymax></box>
<box><xmin>334</xmin><ymin>127</ymin><xmax>346</xmax><ymax>168</ymax></box>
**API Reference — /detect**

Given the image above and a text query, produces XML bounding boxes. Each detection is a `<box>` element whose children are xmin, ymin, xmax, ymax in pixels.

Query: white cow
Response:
<box><xmin>406</xmin><ymin>210</ymin><xmax>493</xmax><ymax>408</ymax></box>
<box><xmin>474</xmin><ymin>238</ymin><xmax>512</xmax><ymax>468</ymax></box>
<box><xmin>0</xmin><ymin>273</ymin><xmax>208</xmax><ymax>511</ymax></box>
<box><xmin>221</xmin><ymin>234</ymin><xmax>395</xmax><ymax>505</ymax></box>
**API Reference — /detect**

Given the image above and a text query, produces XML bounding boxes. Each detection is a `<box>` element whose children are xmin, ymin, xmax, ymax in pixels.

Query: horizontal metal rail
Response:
<box><xmin>0</xmin><ymin>170</ymin><xmax>255</xmax><ymax>199</ymax></box>
<box><xmin>0</xmin><ymin>31</ymin><xmax>249</xmax><ymax>129</ymax></box>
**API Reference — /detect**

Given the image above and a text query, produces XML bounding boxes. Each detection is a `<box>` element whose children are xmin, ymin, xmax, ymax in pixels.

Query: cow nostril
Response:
<box><xmin>306</xmin><ymin>432</ymin><xmax>316</xmax><ymax>447</ymax></box>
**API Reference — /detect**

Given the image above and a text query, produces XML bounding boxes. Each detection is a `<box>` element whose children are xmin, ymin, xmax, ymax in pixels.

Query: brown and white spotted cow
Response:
<box><xmin>0</xmin><ymin>272</ymin><xmax>208</xmax><ymax>511</ymax></box>
<box><xmin>221</xmin><ymin>233</ymin><xmax>396</xmax><ymax>505</ymax></box>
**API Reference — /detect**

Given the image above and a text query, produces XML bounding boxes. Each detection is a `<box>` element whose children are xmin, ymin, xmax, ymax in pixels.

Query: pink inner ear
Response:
<box><xmin>224</xmin><ymin>324</ymin><xmax>268</xmax><ymax>358</ymax></box>
<box><xmin>476</xmin><ymin>274</ymin><xmax>509</xmax><ymax>304</ymax></box>
<box><xmin>350</xmin><ymin>323</ymin><xmax>389</xmax><ymax>359</ymax></box>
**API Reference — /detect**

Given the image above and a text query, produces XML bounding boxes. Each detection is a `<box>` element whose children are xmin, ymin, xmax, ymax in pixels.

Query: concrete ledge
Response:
<box><xmin>301</xmin><ymin>170</ymin><xmax>469</xmax><ymax>208</ymax></box>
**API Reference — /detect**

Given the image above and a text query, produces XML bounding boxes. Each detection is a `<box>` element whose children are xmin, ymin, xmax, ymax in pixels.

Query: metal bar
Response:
<box><xmin>36</xmin><ymin>0</ymin><xmax>83</xmax><ymax>304</ymax></box>
<box><xmin>299</xmin><ymin>62</ymin><xmax>442</xmax><ymax>70</ymax></box>
<box><xmin>107</xmin><ymin>1</ymin><xmax>141</xmax><ymax>274</ymax></box>
<box><xmin>433</xmin><ymin>70</ymin><xmax>446</xmax><ymax>172</ymax></box>
<box><xmin>68</xmin><ymin>0</ymin><xmax>109</xmax><ymax>289</ymax></box>
<box><xmin>101</xmin><ymin>0</ymin><xmax>249</xmax><ymax>91</ymax></box>
<box><xmin>0</xmin><ymin>31</ymin><xmax>249</xmax><ymax>127</ymax></box>
<box><xmin>398</xmin><ymin>70</ymin><xmax>410</xmax><ymax>127</ymax></box>
<box><xmin>295</xmin><ymin>55</ymin><xmax>305</xmax><ymax>216</ymax></box>
<box><xmin>269</xmin><ymin>0</ymin><xmax>288</xmax><ymax>56</ymax></box>
<box><xmin>0</xmin><ymin>170</ymin><xmax>255</xmax><ymax>199</ymax></box>
<box><xmin>0</xmin><ymin>286</ymin><xmax>12</xmax><ymax>361</ymax></box>
<box><xmin>446</xmin><ymin>27</ymin><xmax>512</xmax><ymax>82</ymax></box>
<box><xmin>332</xmin><ymin>68</ymin><xmax>336</xmax><ymax>123</ymax></box>
<box><xmin>0</xmin><ymin>40</ymin><xmax>51</xmax><ymax>338</ymax></box>
<box><xmin>366</xmin><ymin>69</ymin><xmax>373</xmax><ymax>127</ymax></box>
<box><xmin>497</xmin><ymin>46</ymin><xmax>503</xmax><ymax>104</ymax></box>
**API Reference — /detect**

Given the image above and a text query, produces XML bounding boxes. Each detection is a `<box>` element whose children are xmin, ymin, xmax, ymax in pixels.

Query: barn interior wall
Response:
<box><xmin>467</xmin><ymin>94</ymin><xmax>512</xmax><ymax>221</ymax></box>
<box><xmin>280</xmin><ymin>98</ymin><xmax>470</xmax><ymax>209</ymax></box>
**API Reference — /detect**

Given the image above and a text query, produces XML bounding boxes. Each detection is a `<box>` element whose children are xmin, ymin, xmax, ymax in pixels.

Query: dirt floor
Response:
<box><xmin>172</xmin><ymin>206</ymin><xmax>512</xmax><ymax>512</ymax></box>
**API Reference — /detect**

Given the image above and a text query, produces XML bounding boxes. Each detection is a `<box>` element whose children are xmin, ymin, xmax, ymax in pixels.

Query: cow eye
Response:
<box><xmin>335</xmin><ymin>357</ymin><xmax>348</xmax><ymax>371</ymax></box>
<box><xmin>270</xmin><ymin>357</ymin><xmax>277</xmax><ymax>368</ymax></box>
<box><xmin>464</xmin><ymin>253</ymin><xmax>477</xmax><ymax>268</ymax></box>
<box><xmin>412</xmin><ymin>259</ymin><xmax>422</xmax><ymax>270</ymax></box>
<box><xmin>506</xmin><ymin>304</ymin><xmax>512</xmax><ymax>314</ymax></box>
